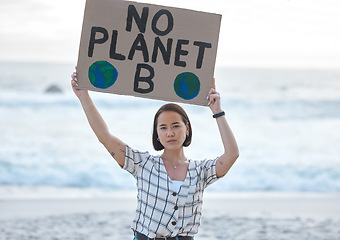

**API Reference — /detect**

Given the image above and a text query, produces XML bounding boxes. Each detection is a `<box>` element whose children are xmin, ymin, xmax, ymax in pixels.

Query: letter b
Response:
<box><xmin>134</xmin><ymin>64</ymin><xmax>154</xmax><ymax>94</ymax></box>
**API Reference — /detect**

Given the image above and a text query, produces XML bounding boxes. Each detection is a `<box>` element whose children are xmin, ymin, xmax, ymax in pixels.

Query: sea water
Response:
<box><xmin>0</xmin><ymin>61</ymin><xmax>340</xmax><ymax>192</ymax></box>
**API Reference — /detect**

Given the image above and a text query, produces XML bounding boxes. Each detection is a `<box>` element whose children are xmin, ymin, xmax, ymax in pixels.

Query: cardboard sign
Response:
<box><xmin>76</xmin><ymin>0</ymin><xmax>221</xmax><ymax>106</ymax></box>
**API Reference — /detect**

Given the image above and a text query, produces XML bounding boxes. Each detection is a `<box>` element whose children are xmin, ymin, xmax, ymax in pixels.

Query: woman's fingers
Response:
<box><xmin>72</xmin><ymin>73</ymin><xmax>77</xmax><ymax>81</ymax></box>
<box><xmin>207</xmin><ymin>85</ymin><xmax>219</xmax><ymax>99</ymax></box>
<box><xmin>208</xmin><ymin>93</ymin><xmax>220</xmax><ymax>106</ymax></box>
<box><xmin>71</xmin><ymin>72</ymin><xmax>79</xmax><ymax>87</ymax></box>
<box><xmin>207</xmin><ymin>87</ymin><xmax>216</xmax><ymax>98</ymax></box>
<box><xmin>207</xmin><ymin>78</ymin><xmax>222</xmax><ymax>108</ymax></box>
<box><xmin>72</xmin><ymin>72</ymin><xmax>77</xmax><ymax>80</ymax></box>
<box><xmin>71</xmin><ymin>80</ymin><xmax>78</xmax><ymax>87</ymax></box>
<box><xmin>206</xmin><ymin>78</ymin><xmax>217</xmax><ymax>102</ymax></box>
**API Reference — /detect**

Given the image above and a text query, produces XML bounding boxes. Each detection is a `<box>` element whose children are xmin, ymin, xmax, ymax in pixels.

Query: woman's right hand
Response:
<box><xmin>71</xmin><ymin>67</ymin><xmax>88</xmax><ymax>99</ymax></box>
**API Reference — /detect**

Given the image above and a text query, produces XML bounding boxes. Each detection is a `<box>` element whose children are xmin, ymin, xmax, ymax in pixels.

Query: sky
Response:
<box><xmin>0</xmin><ymin>0</ymin><xmax>339</xmax><ymax>69</ymax></box>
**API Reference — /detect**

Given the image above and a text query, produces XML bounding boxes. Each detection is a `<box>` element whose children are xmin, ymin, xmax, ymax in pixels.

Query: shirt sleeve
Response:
<box><xmin>201</xmin><ymin>157</ymin><xmax>219</xmax><ymax>189</ymax></box>
<box><xmin>123</xmin><ymin>145</ymin><xmax>150</xmax><ymax>178</ymax></box>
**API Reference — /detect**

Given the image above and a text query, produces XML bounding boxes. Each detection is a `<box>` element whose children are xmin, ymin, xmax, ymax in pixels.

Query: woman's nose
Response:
<box><xmin>167</xmin><ymin>129</ymin><xmax>174</xmax><ymax>137</ymax></box>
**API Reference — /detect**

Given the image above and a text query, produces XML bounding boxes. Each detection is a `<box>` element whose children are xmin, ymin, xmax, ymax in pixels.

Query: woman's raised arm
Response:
<box><xmin>207</xmin><ymin>78</ymin><xmax>239</xmax><ymax>178</ymax></box>
<box><xmin>71</xmin><ymin>69</ymin><xmax>126</xmax><ymax>167</ymax></box>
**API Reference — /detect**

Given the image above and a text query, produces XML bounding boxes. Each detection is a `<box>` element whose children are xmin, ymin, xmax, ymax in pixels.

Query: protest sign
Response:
<box><xmin>76</xmin><ymin>0</ymin><xmax>221</xmax><ymax>106</ymax></box>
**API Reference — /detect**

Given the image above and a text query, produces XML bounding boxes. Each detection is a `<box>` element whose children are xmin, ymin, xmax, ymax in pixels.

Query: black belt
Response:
<box><xmin>134</xmin><ymin>231</ymin><xmax>193</xmax><ymax>240</ymax></box>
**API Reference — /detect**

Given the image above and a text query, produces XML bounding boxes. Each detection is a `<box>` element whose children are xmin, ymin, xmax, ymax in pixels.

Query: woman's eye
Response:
<box><xmin>173</xmin><ymin>125</ymin><xmax>180</xmax><ymax>128</ymax></box>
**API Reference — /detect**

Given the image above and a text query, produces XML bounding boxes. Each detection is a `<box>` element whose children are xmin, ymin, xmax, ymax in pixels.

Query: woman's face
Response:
<box><xmin>157</xmin><ymin>111</ymin><xmax>189</xmax><ymax>150</ymax></box>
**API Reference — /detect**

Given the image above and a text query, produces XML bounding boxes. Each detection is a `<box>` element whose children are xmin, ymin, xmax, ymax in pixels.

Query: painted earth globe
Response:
<box><xmin>174</xmin><ymin>72</ymin><xmax>200</xmax><ymax>100</ymax></box>
<box><xmin>88</xmin><ymin>61</ymin><xmax>118</xmax><ymax>89</ymax></box>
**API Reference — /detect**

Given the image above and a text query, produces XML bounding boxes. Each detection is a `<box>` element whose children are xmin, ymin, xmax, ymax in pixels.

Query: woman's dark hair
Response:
<box><xmin>152</xmin><ymin>103</ymin><xmax>192</xmax><ymax>151</ymax></box>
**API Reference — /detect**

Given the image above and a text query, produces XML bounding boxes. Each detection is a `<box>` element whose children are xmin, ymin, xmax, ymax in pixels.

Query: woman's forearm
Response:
<box><xmin>72</xmin><ymin>71</ymin><xmax>126</xmax><ymax>167</ymax></box>
<box><xmin>215</xmin><ymin>114</ymin><xmax>239</xmax><ymax>177</ymax></box>
<box><xmin>216</xmin><ymin>114</ymin><xmax>239</xmax><ymax>159</ymax></box>
<box><xmin>79</xmin><ymin>92</ymin><xmax>111</xmax><ymax>145</ymax></box>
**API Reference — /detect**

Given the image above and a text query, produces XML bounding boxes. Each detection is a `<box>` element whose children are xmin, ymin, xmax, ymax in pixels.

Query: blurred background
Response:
<box><xmin>0</xmin><ymin>0</ymin><xmax>339</xmax><ymax>194</ymax></box>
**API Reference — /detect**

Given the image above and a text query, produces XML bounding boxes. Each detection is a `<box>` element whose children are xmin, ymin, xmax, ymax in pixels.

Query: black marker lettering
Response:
<box><xmin>152</xmin><ymin>37</ymin><xmax>173</xmax><ymax>65</ymax></box>
<box><xmin>128</xmin><ymin>34</ymin><xmax>149</xmax><ymax>62</ymax></box>
<box><xmin>193</xmin><ymin>41</ymin><xmax>212</xmax><ymax>69</ymax></box>
<box><xmin>151</xmin><ymin>9</ymin><xmax>174</xmax><ymax>36</ymax></box>
<box><xmin>126</xmin><ymin>5</ymin><xmax>149</xmax><ymax>33</ymax></box>
<box><xmin>174</xmin><ymin>39</ymin><xmax>189</xmax><ymax>67</ymax></box>
<box><xmin>88</xmin><ymin>26</ymin><xmax>109</xmax><ymax>57</ymax></box>
<box><xmin>134</xmin><ymin>64</ymin><xmax>155</xmax><ymax>94</ymax></box>
<box><xmin>109</xmin><ymin>30</ymin><xmax>126</xmax><ymax>60</ymax></box>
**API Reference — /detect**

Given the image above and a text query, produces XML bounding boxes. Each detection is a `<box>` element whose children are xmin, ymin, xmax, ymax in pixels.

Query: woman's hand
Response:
<box><xmin>207</xmin><ymin>78</ymin><xmax>223</xmax><ymax>114</ymax></box>
<box><xmin>71</xmin><ymin>67</ymin><xmax>88</xmax><ymax>100</ymax></box>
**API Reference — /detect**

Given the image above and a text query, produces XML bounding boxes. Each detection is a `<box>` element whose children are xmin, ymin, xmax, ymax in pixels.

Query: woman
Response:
<box><xmin>71</xmin><ymin>70</ymin><xmax>239</xmax><ymax>240</ymax></box>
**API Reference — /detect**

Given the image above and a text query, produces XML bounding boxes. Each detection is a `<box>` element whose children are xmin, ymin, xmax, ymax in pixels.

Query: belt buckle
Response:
<box><xmin>155</xmin><ymin>237</ymin><xmax>167</xmax><ymax>240</ymax></box>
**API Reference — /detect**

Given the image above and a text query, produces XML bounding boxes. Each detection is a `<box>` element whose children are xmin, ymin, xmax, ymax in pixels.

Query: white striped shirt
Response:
<box><xmin>124</xmin><ymin>145</ymin><xmax>219</xmax><ymax>238</ymax></box>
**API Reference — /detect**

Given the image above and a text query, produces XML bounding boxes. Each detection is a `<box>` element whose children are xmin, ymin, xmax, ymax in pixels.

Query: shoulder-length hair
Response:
<box><xmin>152</xmin><ymin>103</ymin><xmax>192</xmax><ymax>151</ymax></box>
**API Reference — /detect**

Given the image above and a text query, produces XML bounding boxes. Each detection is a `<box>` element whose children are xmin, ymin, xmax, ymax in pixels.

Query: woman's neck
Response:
<box><xmin>161</xmin><ymin>148</ymin><xmax>186</xmax><ymax>164</ymax></box>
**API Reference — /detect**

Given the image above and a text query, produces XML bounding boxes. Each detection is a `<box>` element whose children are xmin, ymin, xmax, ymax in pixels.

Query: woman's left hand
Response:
<box><xmin>207</xmin><ymin>78</ymin><xmax>223</xmax><ymax>114</ymax></box>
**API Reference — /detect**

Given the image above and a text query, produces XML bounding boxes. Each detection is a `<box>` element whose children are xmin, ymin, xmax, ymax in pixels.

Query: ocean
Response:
<box><xmin>1</xmin><ymin>61</ymin><xmax>340</xmax><ymax>192</ymax></box>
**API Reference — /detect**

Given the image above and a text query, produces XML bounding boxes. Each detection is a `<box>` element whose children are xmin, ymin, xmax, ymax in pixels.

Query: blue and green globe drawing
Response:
<box><xmin>174</xmin><ymin>72</ymin><xmax>200</xmax><ymax>100</ymax></box>
<box><xmin>88</xmin><ymin>61</ymin><xmax>118</xmax><ymax>89</ymax></box>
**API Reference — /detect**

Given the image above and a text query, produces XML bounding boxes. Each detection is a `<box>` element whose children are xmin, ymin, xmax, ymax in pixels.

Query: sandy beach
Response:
<box><xmin>0</xmin><ymin>187</ymin><xmax>339</xmax><ymax>240</ymax></box>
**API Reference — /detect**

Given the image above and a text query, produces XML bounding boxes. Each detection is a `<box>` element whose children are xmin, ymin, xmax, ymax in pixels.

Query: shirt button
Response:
<box><xmin>171</xmin><ymin>221</ymin><xmax>176</xmax><ymax>225</ymax></box>
<box><xmin>172</xmin><ymin>192</ymin><xmax>177</xmax><ymax>196</ymax></box>
<box><xmin>174</xmin><ymin>205</ymin><xmax>178</xmax><ymax>210</ymax></box>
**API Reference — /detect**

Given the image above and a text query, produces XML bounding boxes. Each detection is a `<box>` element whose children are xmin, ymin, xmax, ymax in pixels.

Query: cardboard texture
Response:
<box><xmin>76</xmin><ymin>0</ymin><xmax>221</xmax><ymax>106</ymax></box>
